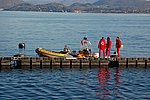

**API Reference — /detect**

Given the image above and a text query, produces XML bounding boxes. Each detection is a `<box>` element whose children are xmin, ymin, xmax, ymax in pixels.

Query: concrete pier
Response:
<box><xmin>0</xmin><ymin>57</ymin><xmax>149</xmax><ymax>70</ymax></box>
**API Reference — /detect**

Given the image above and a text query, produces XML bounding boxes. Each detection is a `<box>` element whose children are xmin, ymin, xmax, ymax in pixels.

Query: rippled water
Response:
<box><xmin>0</xmin><ymin>11</ymin><xmax>150</xmax><ymax>99</ymax></box>
<box><xmin>0</xmin><ymin>11</ymin><xmax>150</xmax><ymax>57</ymax></box>
<box><xmin>0</xmin><ymin>68</ymin><xmax>150</xmax><ymax>99</ymax></box>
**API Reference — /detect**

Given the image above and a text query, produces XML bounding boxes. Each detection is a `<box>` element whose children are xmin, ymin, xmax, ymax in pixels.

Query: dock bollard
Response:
<box><xmin>80</xmin><ymin>59</ymin><xmax>82</xmax><ymax>69</ymax></box>
<box><xmin>18</xmin><ymin>60</ymin><xmax>22</xmax><ymax>69</ymax></box>
<box><xmin>40</xmin><ymin>60</ymin><xmax>42</xmax><ymax>69</ymax></box>
<box><xmin>10</xmin><ymin>58</ymin><xmax>11</xmax><ymax>68</ymax></box>
<box><xmin>60</xmin><ymin>59</ymin><xmax>62</xmax><ymax>68</ymax></box>
<box><xmin>89</xmin><ymin>59</ymin><xmax>91</xmax><ymax>69</ymax></box>
<box><xmin>50</xmin><ymin>59</ymin><xmax>52</xmax><ymax>69</ymax></box>
<box><xmin>99</xmin><ymin>59</ymin><xmax>101</xmax><ymax>68</ymax></box>
<box><xmin>70</xmin><ymin>60</ymin><xmax>72</xmax><ymax>69</ymax></box>
<box><xmin>0</xmin><ymin>59</ymin><xmax>1</xmax><ymax>70</ymax></box>
<box><xmin>126</xmin><ymin>58</ymin><xmax>128</xmax><ymax>68</ymax></box>
<box><xmin>30</xmin><ymin>58</ymin><xmax>32</xmax><ymax>69</ymax></box>
<box><xmin>145</xmin><ymin>60</ymin><xmax>147</xmax><ymax>69</ymax></box>
<box><xmin>136</xmin><ymin>59</ymin><xmax>138</xmax><ymax>67</ymax></box>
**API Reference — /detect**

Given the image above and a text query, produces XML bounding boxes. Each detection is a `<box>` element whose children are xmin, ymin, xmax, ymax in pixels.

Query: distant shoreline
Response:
<box><xmin>1</xmin><ymin>10</ymin><xmax>150</xmax><ymax>14</ymax></box>
<box><xmin>1</xmin><ymin>0</ymin><xmax>150</xmax><ymax>14</ymax></box>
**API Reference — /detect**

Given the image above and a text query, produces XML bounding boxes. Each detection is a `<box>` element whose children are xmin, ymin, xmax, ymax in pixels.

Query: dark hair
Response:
<box><xmin>107</xmin><ymin>37</ymin><xmax>110</xmax><ymax>39</ymax></box>
<box><xmin>83</xmin><ymin>37</ymin><xmax>87</xmax><ymax>40</ymax></box>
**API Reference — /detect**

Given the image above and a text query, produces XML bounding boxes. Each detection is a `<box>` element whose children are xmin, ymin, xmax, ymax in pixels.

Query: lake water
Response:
<box><xmin>0</xmin><ymin>68</ymin><xmax>150</xmax><ymax>100</ymax></box>
<box><xmin>0</xmin><ymin>11</ymin><xmax>150</xmax><ymax>57</ymax></box>
<box><xmin>0</xmin><ymin>11</ymin><xmax>150</xmax><ymax>99</ymax></box>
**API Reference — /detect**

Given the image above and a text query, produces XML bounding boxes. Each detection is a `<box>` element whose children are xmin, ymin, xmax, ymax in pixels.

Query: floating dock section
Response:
<box><xmin>0</xmin><ymin>57</ymin><xmax>150</xmax><ymax>70</ymax></box>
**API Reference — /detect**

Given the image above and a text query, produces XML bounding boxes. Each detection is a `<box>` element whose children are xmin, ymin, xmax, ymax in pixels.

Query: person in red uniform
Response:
<box><xmin>98</xmin><ymin>37</ymin><xmax>106</xmax><ymax>58</ymax></box>
<box><xmin>106</xmin><ymin>37</ymin><xmax>112</xmax><ymax>58</ymax></box>
<box><xmin>116</xmin><ymin>37</ymin><xmax>122</xmax><ymax>57</ymax></box>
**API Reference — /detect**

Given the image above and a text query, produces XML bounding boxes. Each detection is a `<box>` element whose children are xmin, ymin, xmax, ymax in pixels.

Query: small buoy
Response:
<box><xmin>121</xmin><ymin>44</ymin><xmax>124</xmax><ymax>48</ymax></box>
<box><xmin>93</xmin><ymin>53</ymin><xmax>99</xmax><ymax>58</ymax></box>
<box><xmin>18</xmin><ymin>43</ymin><xmax>25</xmax><ymax>49</ymax></box>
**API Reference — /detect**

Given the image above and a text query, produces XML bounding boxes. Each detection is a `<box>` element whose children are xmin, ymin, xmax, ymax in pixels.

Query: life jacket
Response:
<box><xmin>98</xmin><ymin>39</ymin><xmax>106</xmax><ymax>50</ymax></box>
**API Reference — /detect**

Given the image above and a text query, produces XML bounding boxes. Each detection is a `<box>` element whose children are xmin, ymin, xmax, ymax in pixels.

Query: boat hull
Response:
<box><xmin>35</xmin><ymin>48</ymin><xmax>68</xmax><ymax>58</ymax></box>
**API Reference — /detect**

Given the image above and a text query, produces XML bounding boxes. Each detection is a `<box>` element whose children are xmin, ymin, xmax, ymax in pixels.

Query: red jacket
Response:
<box><xmin>98</xmin><ymin>39</ymin><xmax>106</xmax><ymax>50</ymax></box>
<box><xmin>116</xmin><ymin>39</ymin><xmax>122</xmax><ymax>48</ymax></box>
<box><xmin>106</xmin><ymin>39</ymin><xmax>112</xmax><ymax>49</ymax></box>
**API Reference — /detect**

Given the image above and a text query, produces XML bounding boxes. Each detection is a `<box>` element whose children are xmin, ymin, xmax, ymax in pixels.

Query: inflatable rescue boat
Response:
<box><xmin>35</xmin><ymin>47</ymin><xmax>98</xmax><ymax>59</ymax></box>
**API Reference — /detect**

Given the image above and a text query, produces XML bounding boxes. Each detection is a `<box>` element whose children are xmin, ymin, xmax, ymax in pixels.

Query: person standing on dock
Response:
<box><xmin>116</xmin><ymin>37</ymin><xmax>123</xmax><ymax>57</ymax></box>
<box><xmin>106</xmin><ymin>37</ymin><xmax>112</xmax><ymax>58</ymax></box>
<box><xmin>98</xmin><ymin>37</ymin><xmax>106</xmax><ymax>58</ymax></box>
<box><xmin>80</xmin><ymin>37</ymin><xmax>92</xmax><ymax>52</ymax></box>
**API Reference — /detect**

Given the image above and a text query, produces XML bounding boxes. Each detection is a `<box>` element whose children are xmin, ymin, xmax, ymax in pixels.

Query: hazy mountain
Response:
<box><xmin>23</xmin><ymin>0</ymin><xmax>59</xmax><ymax>4</ymax></box>
<box><xmin>4</xmin><ymin>0</ymin><xmax>150</xmax><ymax>13</ymax></box>
<box><xmin>93</xmin><ymin>0</ymin><xmax>150</xmax><ymax>8</ymax></box>
<box><xmin>36</xmin><ymin>3</ymin><xmax>67</xmax><ymax>12</ymax></box>
<box><xmin>23</xmin><ymin>0</ymin><xmax>98</xmax><ymax>5</ymax></box>
<box><xmin>5</xmin><ymin>2</ymin><xmax>68</xmax><ymax>12</ymax></box>
<box><xmin>60</xmin><ymin>0</ymin><xmax>98</xmax><ymax>5</ymax></box>
<box><xmin>0</xmin><ymin>0</ymin><xmax>24</xmax><ymax>9</ymax></box>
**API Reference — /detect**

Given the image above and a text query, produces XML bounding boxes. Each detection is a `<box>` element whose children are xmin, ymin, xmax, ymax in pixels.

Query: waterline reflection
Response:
<box><xmin>96</xmin><ymin>67</ymin><xmax>121</xmax><ymax>99</ymax></box>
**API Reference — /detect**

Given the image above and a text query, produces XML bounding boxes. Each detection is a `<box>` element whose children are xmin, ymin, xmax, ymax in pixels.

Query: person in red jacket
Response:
<box><xmin>106</xmin><ymin>37</ymin><xmax>112</xmax><ymax>58</ymax></box>
<box><xmin>116</xmin><ymin>37</ymin><xmax>122</xmax><ymax>57</ymax></box>
<box><xmin>98</xmin><ymin>37</ymin><xmax>106</xmax><ymax>58</ymax></box>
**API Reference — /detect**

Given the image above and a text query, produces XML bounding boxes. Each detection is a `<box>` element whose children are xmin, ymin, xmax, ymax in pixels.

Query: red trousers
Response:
<box><xmin>117</xmin><ymin>48</ymin><xmax>120</xmax><ymax>57</ymax></box>
<box><xmin>99</xmin><ymin>49</ymin><xmax>106</xmax><ymax>58</ymax></box>
<box><xmin>106</xmin><ymin>49</ymin><xmax>111</xmax><ymax>57</ymax></box>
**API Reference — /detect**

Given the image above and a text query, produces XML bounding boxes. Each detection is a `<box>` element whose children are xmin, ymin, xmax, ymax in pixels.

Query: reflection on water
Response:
<box><xmin>114</xmin><ymin>68</ymin><xmax>121</xmax><ymax>99</ymax></box>
<box><xmin>97</xmin><ymin>67</ymin><xmax>111</xmax><ymax>99</ymax></box>
<box><xmin>96</xmin><ymin>67</ymin><xmax>121</xmax><ymax>99</ymax></box>
<box><xmin>0</xmin><ymin>67</ymin><xmax>150</xmax><ymax>99</ymax></box>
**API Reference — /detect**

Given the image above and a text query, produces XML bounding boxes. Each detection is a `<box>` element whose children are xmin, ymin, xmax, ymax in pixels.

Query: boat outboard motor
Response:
<box><xmin>18</xmin><ymin>43</ymin><xmax>25</xmax><ymax>49</ymax></box>
<box><xmin>18</xmin><ymin>43</ymin><xmax>25</xmax><ymax>56</ymax></box>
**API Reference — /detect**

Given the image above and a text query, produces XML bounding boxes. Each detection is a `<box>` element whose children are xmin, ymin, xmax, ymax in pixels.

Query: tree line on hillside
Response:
<box><xmin>1</xmin><ymin>0</ymin><xmax>150</xmax><ymax>13</ymax></box>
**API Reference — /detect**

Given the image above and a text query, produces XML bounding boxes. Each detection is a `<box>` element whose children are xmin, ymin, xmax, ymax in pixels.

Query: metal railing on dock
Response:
<box><xmin>0</xmin><ymin>57</ymin><xmax>149</xmax><ymax>70</ymax></box>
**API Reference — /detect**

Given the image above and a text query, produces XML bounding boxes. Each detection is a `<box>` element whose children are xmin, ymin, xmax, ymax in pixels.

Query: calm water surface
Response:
<box><xmin>0</xmin><ymin>11</ymin><xmax>150</xmax><ymax>57</ymax></box>
<box><xmin>0</xmin><ymin>68</ymin><xmax>150</xmax><ymax>99</ymax></box>
<box><xmin>0</xmin><ymin>11</ymin><xmax>150</xmax><ymax>99</ymax></box>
